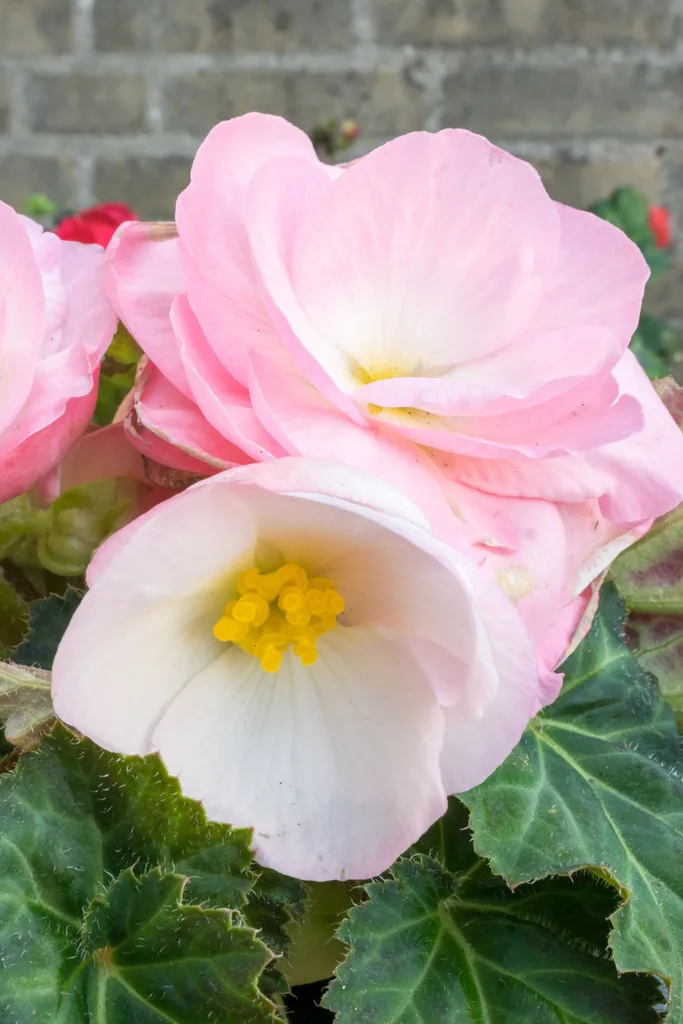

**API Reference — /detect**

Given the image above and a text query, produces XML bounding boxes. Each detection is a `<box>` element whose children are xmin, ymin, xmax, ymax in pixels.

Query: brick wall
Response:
<box><xmin>1</xmin><ymin>0</ymin><xmax>682</xmax><ymax>319</ymax></box>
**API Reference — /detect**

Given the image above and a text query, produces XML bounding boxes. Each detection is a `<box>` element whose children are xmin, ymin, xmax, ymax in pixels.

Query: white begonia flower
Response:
<box><xmin>53</xmin><ymin>458</ymin><xmax>538</xmax><ymax>881</ymax></box>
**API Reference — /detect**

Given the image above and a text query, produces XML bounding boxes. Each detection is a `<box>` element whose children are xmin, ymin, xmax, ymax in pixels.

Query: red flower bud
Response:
<box><xmin>649</xmin><ymin>205</ymin><xmax>672</xmax><ymax>249</ymax></box>
<box><xmin>54</xmin><ymin>202</ymin><xmax>139</xmax><ymax>247</ymax></box>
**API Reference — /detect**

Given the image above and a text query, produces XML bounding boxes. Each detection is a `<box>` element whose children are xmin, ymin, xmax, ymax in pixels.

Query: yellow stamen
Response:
<box><xmin>213</xmin><ymin>562</ymin><xmax>345</xmax><ymax>673</ymax></box>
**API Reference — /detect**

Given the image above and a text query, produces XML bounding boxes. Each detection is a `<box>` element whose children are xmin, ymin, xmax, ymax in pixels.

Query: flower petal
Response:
<box><xmin>177</xmin><ymin>113</ymin><xmax>320</xmax><ymax>385</ymax></box>
<box><xmin>130</xmin><ymin>361</ymin><xmax>251</xmax><ymax>472</ymax></box>
<box><xmin>289</xmin><ymin>130</ymin><xmax>558</xmax><ymax>377</ymax></box>
<box><xmin>172</xmin><ymin>295</ymin><xmax>286</xmax><ymax>460</ymax></box>
<box><xmin>108</xmin><ymin>221</ymin><xmax>191</xmax><ymax>397</ymax></box>
<box><xmin>53</xmin><ymin>482</ymin><xmax>258</xmax><ymax>753</ymax></box>
<box><xmin>153</xmin><ymin>625</ymin><xmax>447</xmax><ymax>880</ymax></box>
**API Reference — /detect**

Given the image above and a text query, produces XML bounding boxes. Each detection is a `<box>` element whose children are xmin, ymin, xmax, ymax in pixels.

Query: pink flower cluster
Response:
<box><xmin>108</xmin><ymin>115</ymin><xmax>683</xmax><ymax>692</ymax></box>
<box><xmin>5</xmin><ymin>114</ymin><xmax>683</xmax><ymax>880</ymax></box>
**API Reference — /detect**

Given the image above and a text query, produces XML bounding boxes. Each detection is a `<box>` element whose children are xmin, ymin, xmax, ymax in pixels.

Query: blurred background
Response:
<box><xmin>0</xmin><ymin>0</ymin><xmax>682</xmax><ymax>329</ymax></box>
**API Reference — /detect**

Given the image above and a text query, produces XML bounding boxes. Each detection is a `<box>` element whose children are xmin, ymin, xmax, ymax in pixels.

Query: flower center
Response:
<box><xmin>212</xmin><ymin>562</ymin><xmax>345</xmax><ymax>674</ymax></box>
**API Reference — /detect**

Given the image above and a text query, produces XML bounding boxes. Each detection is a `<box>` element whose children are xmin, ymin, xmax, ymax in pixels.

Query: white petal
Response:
<box><xmin>153</xmin><ymin>625</ymin><xmax>447</xmax><ymax>881</ymax></box>
<box><xmin>53</xmin><ymin>482</ymin><xmax>257</xmax><ymax>753</ymax></box>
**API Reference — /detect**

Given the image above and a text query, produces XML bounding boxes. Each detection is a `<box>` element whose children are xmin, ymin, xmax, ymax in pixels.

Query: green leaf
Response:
<box><xmin>0</xmin><ymin>725</ymin><xmax>282</xmax><ymax>1020</ymax></box>
<box><xmin>94</xmin><ymin>325</ymin><xmax>142</xmax><ymax>426</ymax></box>
<box><xmin>611</xmin><ymin>493</ymin><xmax>683</xmax><ymax>720</ymax></box>
<box><xmin>0</xmin><ymin>493</ymin><xmax>46</xmax><ymax>561</ymax></box>
<box><xmin>23</xmin><ymin>193</ymin><xmax>57</xmax><ymax>218</ymax></box>
<box><xmin>93</xmin><ymin>369</ymin><xmax>138</xmax><ymax>427</ymax></box>
<box><xmin>71</xmin><ymin>868</ymin><xmax>276</xmax><ymax>1023</ymax></box>
<box><xmin>0</xmin><ymin>661</ymin><xmax>53</xmax><ymax>749</ymax></box>
<box><xmin>13</xmin><ymin>589</ymin><xmax>82</xmax><ymax>669</ymax></box>
<box><xmin>626</xmin><ymin>612</ymin><xmax>683</xmax><ymax>727</ymax></box>
<box><xmin>462</xmin><ymin>585</ymin><xmax>683</xmax><ymax>1020</ymax></box>
<box><xmin>612</xmin><ymin>504</ymin><xmax>683</xmax><ymax>613</ymax></box>
<box><xmin>107</xmin><ymin>325</ymin><xmax>142</xmax><ymax>367</ymax></box>
<box><xmin>325</xmin><ymin>799</ymin><xmax>661</xmax><ymax>1023</ymax></box>
<box><xmin>630</xmin><ymin>314</ymin><xmax>680</xmax><ymax>379</ymax></box>
<box><xmin>0</xmin><ymin>570</ymin><xmax>28</xmax><ymax>657</ymax></box>
<box><xmin>37</xmin><ymin>479</ymin><xmax>144</xmax><ymax>577</ymax></box>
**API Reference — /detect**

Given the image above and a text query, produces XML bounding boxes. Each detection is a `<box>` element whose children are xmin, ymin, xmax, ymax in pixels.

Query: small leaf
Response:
<box><xmin>611</xmin><ymin>480</ymin><xmax>683</xmax><ymax>720</ymax></box>
<box><xmin>94</xmin><ymin>325</ymin><xmax>142</xmax><ymax>426</ymax></box>
<box><xmin>613</xmin><ymin>504</ymin><xmax>683</xmax><ymax>614</ymax></box>
<box><xmin>463</xmin><ymin>585</ymin><xmax>683</xmax><ymax>1021</ymax></box>
<box><xmin>13</xmin><ymin>589</ymin><xmax>82</xmax><ymax>670</ymax></box>
<box><xmin>0</xmin><ymin>570</ymin><xmax>28</xmax><ymax>657</ymax></box>
<box><xmin>325</xmin><ymin>800</ymin><xmax>661</xmax><ymax>1024</ymax></box>
<box><xmin>73</xmin><ymin>868</ymin><xmax>277</xmax><ymax>1023</ymax></box>
<box><xmin>0</xmin><ymin>661</ymin><xmax>53</xmax><ymax>749</ymax></box>
<box><xmin>37</xmin><ymin>478</ymin><xmax>143</xmax><ymax>577</ymax></box>
<box><xmin>107</xmin><ymin>324</ymin><xmax>142</xmax><ymax>366</ymax></box>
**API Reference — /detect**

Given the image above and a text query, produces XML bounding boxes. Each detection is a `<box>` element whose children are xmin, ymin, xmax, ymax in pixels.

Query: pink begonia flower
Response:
<box><xmin>107</xmin><ymin>115</ymin><xmax>683</xmax><ymax>686</ymax></box>
<box><xmin>0</xmin><ymin>201</ymin><xmax>116</xmax><ymax>503</ymax></box>
<box><xmin>53</xmin><ymin>458</ymin><xmax>537</xmax><ymax>881</ymax></box>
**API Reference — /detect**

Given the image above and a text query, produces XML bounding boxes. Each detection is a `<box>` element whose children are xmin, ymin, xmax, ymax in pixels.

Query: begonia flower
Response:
<box><xmin>52</xmin><ymin>459</ymin><xmax>537</xmax><ymax>881</ymax></box>
<box><xmin>107</xmin><ymin>115</ymin><xmax>683</xmax><ymax>685</ymax></box>
<box><xmin>0</xmin><ymin>201</ymin><xmax>116</xmax><ymax>503</ymax></box>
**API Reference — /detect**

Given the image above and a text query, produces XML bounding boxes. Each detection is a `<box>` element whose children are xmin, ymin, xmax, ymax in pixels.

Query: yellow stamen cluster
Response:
<box><xmin>213</xmin><ymin>563</ymin><xmax>345</xmax><ymax>674</ymax></box>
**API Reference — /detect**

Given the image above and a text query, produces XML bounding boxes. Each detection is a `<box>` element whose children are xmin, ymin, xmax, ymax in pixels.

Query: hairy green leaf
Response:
<box><xmin>0</xmin><ymin>661</ymin><xmax>53</xmax><ymax>749</ymax></box>
<box><xmin>325</xmin><ymin>799</ymin><xmax>660</xmax><ymax>1023</ymax></box>
<box><xmin>0</xmin><ymin>725</ymin><xmax>288</xmax><ymax>1020</ymax></box>
<box><xmin>0</xmin><ymin>570</ymin><xmax>28</xmax><ymax>657</ymax></box>
<box><xmin>13</xmin><ymin>589</ymin><xmax>82</xmax><ymax>670</ymax></box>
<box><xmin>463</xmin><ymin>585</ymin><xmax>683</xmax><ymax>1020</ymax></box>
<box><xmin>69</xmin><ymin>869</ymin><xmax>275</xmax><ymax>1023</ymax></box>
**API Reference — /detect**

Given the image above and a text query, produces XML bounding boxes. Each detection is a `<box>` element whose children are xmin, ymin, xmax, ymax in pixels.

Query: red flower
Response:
<box><xmin>649</xmin><ymin>205</ymin><xmax>672</xmax><ymax>249</ymax></box>
<box><xmin>54</xmin><ymin>202</ymin><xmax>138</xmax><ymax>247</ymax></box>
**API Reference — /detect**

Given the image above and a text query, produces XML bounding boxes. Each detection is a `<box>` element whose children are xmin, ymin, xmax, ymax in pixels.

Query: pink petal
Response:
<box><xmin>108</xmin><ymin>221</ymin><xmax>191</xmax><ymax>397</ymax></box>
<box><xmin>353</xmin><ymin>325</ymin><xmax>621</xmax><ymax>417</ymax></box>
<box><xmin>172</xmin><ymin>295</ymin><xmax>285</xmax><ymax>460</ymax></box>
<box><xmin>0</xmin><ymin>203</ymin><xmax>45</xmax><ymax>433</ymax></box>
<box><xmin>438</xmin><ymin>353</ymin><xmax>683</xmax><ymax>522</ymax></box>
<box><xmin>129</xmin><ymin>361</ymin><xmax>251</xmax><ymax>472</ymax></box>
<box><xmin>369</xmin><ymin>373</ymin><xmax>641</xmax><ymax>458</ymax></box>
<box><xmin>248</xmin><ymin>353</ymin><xmax>465</xmax><ymax>547</ymax></box>
<box><xmin>245</xmin><ymin>154</ymin><xmax>361</xmax><ymax>415</ymax></box>
<box><xmin>288</xmin><ymin>130</ymin><xmax>558</xmax><ymax>378</ymax></box>
<box><xmin>0</xmin><ymin>389</ymin><xmax>97</xmax><ymax>504</ymax></box>
<box><xmin>589</xmin><ymin>352</ymin><xmax>683</xmax><ymax>521</ymax></box>
<box><xmin>439</xmin><ymin>562</ymin><xmax>543</xmax><ymax>794</ymax></box>
<box><xmin>57</xmin><ymin>421</ymin><xmax>149</xmax><ymax>492</ymax></box>
<box><xmin>177</xmin><ymin>113</ymin><xmax>320</xmax><ymax>385</ymax></box>
<box><xmin>530</xmin><ymin>203</ymin><xmax>649</xmax><ymax>346</ymax></box>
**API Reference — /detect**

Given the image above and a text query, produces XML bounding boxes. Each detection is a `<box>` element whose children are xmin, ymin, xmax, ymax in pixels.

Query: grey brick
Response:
<box><xmin>646</xmin><ymin>152</ymin><xmax>683</xmax><ymax>321</ymax></box>
<box><xmin>529</xmin><ymin>153</ymin><xmax>662</xmax><ymax>209</ymax></box>
<box><xmin>94</xmin><ymin>0</ymin><xmax>154</xmax><ymax>53</ymax></box>
<box><xmin>163</xmin><ymin>69</ymin><xmax>423</xmax><ymax>138</ymax></box>
<box><xmin>375</xmin><ymin>0</ymin><xmax>680</xmax><ymax>46</ymax></box>
<box><xmin>26</xmin><ymin>73</ymin><xmax>148</xmax><ymax>134</ymax></box>
<box><xmin>0</xmin><ymin>0</ymin><xmax>72</xmax><ymax>56</ymax></box>
<box><xmin>0</xmin><ymin>154</ymin><xmax>77</xmax><ymax>210</ymax></box>
<box><xmin>0</xmin><ymin>74</ymin><xmax>8</xmax><ymax>135</ymax></box>
<box><xmin>158</xmin><ymin>0</ymin><xmax>353</xmax><ymax>52</ymax></box>
<box><xmin>93</xmin><ymin>156</ymin><xmax>192</xmax><ymax>218</ymax></box>
<box><xmin>443</xmin><ymin>62</ymin><xmax>683</xmax><ymax>140</ymax></box>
